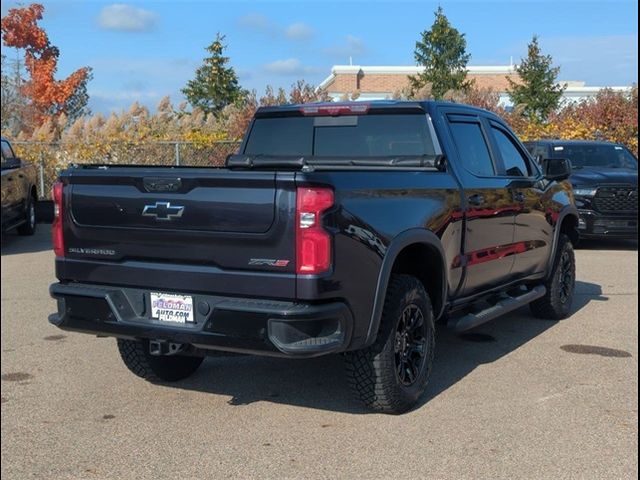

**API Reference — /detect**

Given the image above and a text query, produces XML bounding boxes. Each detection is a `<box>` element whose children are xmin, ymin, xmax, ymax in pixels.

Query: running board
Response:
<box><xmin>448</xmin><ymin>285</ymin><xmax>547</xmax><ymax>333</ymax></box>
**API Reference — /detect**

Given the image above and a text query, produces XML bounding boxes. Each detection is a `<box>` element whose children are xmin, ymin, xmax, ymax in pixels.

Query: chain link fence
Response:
<box><xmin>11</xmin><ymin>141</ymin><xmax>242</xmax><ymax>199</ymax></box>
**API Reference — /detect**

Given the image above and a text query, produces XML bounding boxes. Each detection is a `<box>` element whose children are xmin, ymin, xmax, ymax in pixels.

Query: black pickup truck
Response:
<box><xmin>49</xmin><ymin>101</ymin><xmax>578</xmax><ymax>413</ymax></box>
<box><xmin>525</xmin><ymin>140</ymin><xmax>638</xmax><ymax>239</ymax></box>
<box><xmin>1</xmin><ymin>137</ymin><xmax>38</xmax><ymax>235</ymax></box>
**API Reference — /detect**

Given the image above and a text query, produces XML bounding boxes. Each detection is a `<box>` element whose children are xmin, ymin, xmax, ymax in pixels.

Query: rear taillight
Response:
<box><xmin>52</xmin><ymin>181</ymin><xmax>65</xmax><ymax>257</ymax></box>
<box><xmin>296</xmin><ymin>187</ymin><xmax>334</xmax><ymax>274</ymax></box>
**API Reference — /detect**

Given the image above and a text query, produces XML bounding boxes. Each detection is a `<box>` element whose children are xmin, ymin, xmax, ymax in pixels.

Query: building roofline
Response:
<box><xmin>317</xmin><ymin>65</ymin><xmax>634</xmax><ymax>95</ymax></box>
<box><xmin>331</xmin><ymin>65</ymin><xmax>516</xmax><ymax>75</ymax></box>
<box><xmin>318</xmin><ymin>64</ymin><xmax>518</xmax><ymax>91</ymax></box>
<box><xmin>317</xmin><ymin>64</ymin><xmax>635</xmax><ymax>99</ymax></box>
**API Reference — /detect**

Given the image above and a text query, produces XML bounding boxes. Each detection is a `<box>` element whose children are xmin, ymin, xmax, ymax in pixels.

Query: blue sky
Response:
<box><xmin>1</xmin><ymin>0</ymin><xmax>637</xmax><ymax>113</ymax></box>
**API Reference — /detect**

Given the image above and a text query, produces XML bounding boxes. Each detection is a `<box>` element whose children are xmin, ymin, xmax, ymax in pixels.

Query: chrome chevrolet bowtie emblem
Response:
<box><xmin>142</xmin><ymin>201</ymin><xmax>185</xmax><ymax>221</ymax></box>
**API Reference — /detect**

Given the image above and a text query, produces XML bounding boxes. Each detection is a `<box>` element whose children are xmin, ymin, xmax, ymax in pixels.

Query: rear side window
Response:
<box><xmin>244</xmin><ymin>114</ymin><xmax>436</xmax><ymax>157</ymax></box>
<box><xmin>1</xmin><ymin>141</ymin><xmax>14</xmax><ymax>161</ymax></box>
<box><xmin>448</xmin><ymin>122</ymin><xmax>495</xmax><ymax>177</ymax></box>
<box><xmin>491</xmin><ymin>127</ymin><xmax>531</xmax><ymax>176</ymax></box>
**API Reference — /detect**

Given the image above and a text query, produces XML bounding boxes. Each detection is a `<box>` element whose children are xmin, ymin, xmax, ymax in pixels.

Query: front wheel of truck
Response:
<box><xmin>344</xmin><ymin>274</ymin><xmax>435</xmax><ymax>414</ymax></box>
<box><xmin>117</xmin><ymin>339</ymin><xmax>204</xmax><ymax>382</ymax></box>
<box><xmin>530</xmin><ymin>233</ymin><xmax>576</xmax><ymax>320</ymax></box>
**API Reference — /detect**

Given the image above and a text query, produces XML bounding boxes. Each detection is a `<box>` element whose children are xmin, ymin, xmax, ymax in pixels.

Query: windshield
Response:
<box><xmin>244</xmin><ymin>114</ymin><xmax>436</xmax><ymax>158</ymax></box>
<box><xmin>552</xmin><ymin>144</ymin><xmax>638</xmax><ymax>170</ymax></box>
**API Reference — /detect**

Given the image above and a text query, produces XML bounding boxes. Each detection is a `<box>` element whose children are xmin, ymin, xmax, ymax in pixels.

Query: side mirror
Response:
<box><xmin>542</xmin><ymin>157</ymin><xmax>571</xmax><ymax>181</ymax></box>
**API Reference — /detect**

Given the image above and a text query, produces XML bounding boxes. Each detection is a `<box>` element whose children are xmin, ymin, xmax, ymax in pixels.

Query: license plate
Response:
<box><xmin>150</xmin><ymin>292</ymin><xmax>194</xmax><ymax>323</ymax></box>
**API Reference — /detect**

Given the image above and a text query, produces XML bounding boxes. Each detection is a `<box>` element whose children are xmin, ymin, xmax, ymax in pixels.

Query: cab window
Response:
<box><xmin>448</xmin><ymin>120</ymin><xmax>495</xmax><ymax>177</ymax></box>
<box><xmin>491</xmin><ymin>127</ymin><xmax>531</xmax><ymax>177</ymax></box>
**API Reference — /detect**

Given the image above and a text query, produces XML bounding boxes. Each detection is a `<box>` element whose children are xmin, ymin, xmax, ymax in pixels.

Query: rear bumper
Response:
<box><xmin>49</xmin><ymin>283</ymin><xmax>353</xmax><ymax>358</ymax></box>
<box><xmin>577</xmin><ymin>210</ymin><xmax>638</xmax><ymax>239</ymax></box>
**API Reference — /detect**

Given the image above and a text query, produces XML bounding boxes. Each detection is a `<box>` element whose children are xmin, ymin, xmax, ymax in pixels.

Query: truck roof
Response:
<box><xmin>255</xmin><ymin>100</ymin><xmax>498</xmax><ymax>118</ymax></box>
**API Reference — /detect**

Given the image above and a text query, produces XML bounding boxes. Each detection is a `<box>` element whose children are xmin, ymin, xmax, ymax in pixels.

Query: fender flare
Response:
<box><xmin>546</xmin><ymin>205</ymin><xmax>579</xmax><ymax>279</ymax></box>
<box><xmin>364</xmin><ymin>228</ymin><xmax>448</xmax><ymax>347</ymax></box>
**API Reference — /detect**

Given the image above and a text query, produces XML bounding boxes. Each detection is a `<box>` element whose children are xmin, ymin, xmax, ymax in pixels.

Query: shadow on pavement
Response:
<box><xmin>1</xmin><ymin>228</ymin><xmax>52</xmax><ymax>256</ymax></box>
<box><xmin>165</xmin><ymin>279</ymin><xmax>606</xmax><ymax>414</ymax></box>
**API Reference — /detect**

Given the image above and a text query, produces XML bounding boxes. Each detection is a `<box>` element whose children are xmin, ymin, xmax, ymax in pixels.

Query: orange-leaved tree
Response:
<box><xmin>1</xmin><ymin>3</ymin><xmax>92</xmax><ymax>131</ymax></box>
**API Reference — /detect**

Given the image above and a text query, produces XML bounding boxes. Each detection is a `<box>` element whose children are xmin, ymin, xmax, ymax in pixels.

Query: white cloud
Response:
<box><xmin>324</xmin><ymin>35</ymin><xmax>367</xmax><ymax>59</ymax></box>
<box><xmin>237</xmin><ymin>13</ymin><xmax>276</xmax><ymax>35</ymax></box>
<box><xmin>285</xmin><ymin>22</ymin><xmax>315</xmax><ymax>41</ymax></box>
<box><xmin>263</xmin><ymin>58</ymin><xmax>318</xmax><ymax>76</ymax></box>
<box><xmin>98</xmin><ymin>4</ymin><xmax>158</xmax><ymax>32</ymax></box>
<box><xmin>238</xmin><ymin>14</ymin><xmax>316</xmax><ymax>43</ymax></box>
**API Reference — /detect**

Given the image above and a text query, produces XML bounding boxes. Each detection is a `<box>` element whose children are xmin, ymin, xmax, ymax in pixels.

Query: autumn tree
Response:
<box><xmin>447</xmin><ymin>86</ymin><xmax>505</xmax><ymax>114</ymax></box>
<box><xmin>1</xmin><ymin>53</ymin><xmax>31</xmax><ymax>134</ymax></box>
<box><xmin>1</xmin><ymin>3</ymin><xmax>92</xmax><ymax>129</ymax></box>
<box><xmin>507</xmin><ymin>36</ymin><xmax>565</xmax><ymax>122</ymax></box>
<box><xmin>182</xmin><ymin>33</ymin><xmax>245</xmax><ymax>116</ymax></box>
<box><xmin>287</xmin><ymin>79</ymin><xmax>331</xmax><ymax>104</ymax></box>
<box><xmin>410</xmin><ymin>6</ymin><xmax>471</xmax><ymax>99</ymax></box>
<box><xmin>259</xmin><ymin>85</ymin><xmax>287</xmax><ymax>106</ymax></box>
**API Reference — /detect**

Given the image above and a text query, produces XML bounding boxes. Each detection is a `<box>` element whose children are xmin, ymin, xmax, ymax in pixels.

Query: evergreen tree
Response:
<box><xmin>182</xmin><ymin>33</ymin><xmax>244</xmax><ymax>115</ymax></box>
<box><xmin>507</xmin><ymin>36</ymin><xmax>565</xmax><ymax>121</ymax></box>
<box><xmin>410</xmin><ymin>7</ymin><xmax>471</xmax><ymax>99</ymax></box>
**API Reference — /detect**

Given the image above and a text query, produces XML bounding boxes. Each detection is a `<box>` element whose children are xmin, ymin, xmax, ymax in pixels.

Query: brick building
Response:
<box><xmin>318</xmin><ymin>65</ymin><xmax>631</xmax><ymax>106</ymax></box>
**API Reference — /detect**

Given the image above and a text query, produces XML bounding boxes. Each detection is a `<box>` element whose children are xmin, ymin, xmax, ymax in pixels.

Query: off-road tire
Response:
<box><xmin>530</xmin><ymin>233</ymin><xmax>576</xmax><ymax>320</ymax></box>
<box><xmin>344</xmin><ymin>274</ymin><xmax>435</xmax><ymax>414</ymax></box>
<box><xmin>117</xmin><ymin>339</ymin><xmax>204</xmax><ymax>382</ymax></box>
<box><xmin>17</xmin><ymin>195</ymin><xmax>36</xmax><ymax>236</ymax></box>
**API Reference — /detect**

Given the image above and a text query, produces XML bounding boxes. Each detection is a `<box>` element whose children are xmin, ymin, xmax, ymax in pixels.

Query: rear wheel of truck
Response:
<box><xmin>344</xmin><ymin>274</ymin><xmax>435</xmax><ymax>414</ymax></box>
<box><xmin>17</xmin><ymin>195</ymin><xmax>36</xmax><ymax>236</ymax></box>
<box><xmin>116</xmin><ymin>339</ymin><xmax>204</xmax><ymax>382</ymax></box>
<box><xmin>530</xmin><ymin>233</ymin><xmax>576</xmax><ymax>320</ymax></box>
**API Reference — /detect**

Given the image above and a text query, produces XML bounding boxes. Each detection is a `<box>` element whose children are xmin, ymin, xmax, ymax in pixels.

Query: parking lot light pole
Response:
<box><xmin>39</xmin><ymin>151</ymin><xmax>45</xmax><ymax>199</ymax></box>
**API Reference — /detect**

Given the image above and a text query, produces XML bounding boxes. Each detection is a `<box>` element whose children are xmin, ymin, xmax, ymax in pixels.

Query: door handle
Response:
<box><xmin>468</xmin><ymin>194</ymin><xmax>484</xmax><ymax>206</ymax></box>
<box><xmin>513</xmin><ymin>192</ymin><xmax>525</xmax><ymax>203</ymax></box>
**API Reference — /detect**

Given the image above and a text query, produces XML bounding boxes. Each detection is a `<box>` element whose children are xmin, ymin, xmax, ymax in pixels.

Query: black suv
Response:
<box><xmin>525</xmin><ymin>140</ymin><xmax>638</xmax><ymax>239</ymax></box>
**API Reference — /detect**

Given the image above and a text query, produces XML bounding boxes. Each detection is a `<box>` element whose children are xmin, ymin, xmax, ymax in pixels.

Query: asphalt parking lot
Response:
<box><xmin>1</xmin><ymin>228</ymin><xmax>637</xmax><ymax>479</ymax></box>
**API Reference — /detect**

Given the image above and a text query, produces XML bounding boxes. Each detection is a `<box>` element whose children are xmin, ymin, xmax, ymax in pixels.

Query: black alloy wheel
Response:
<box><xmin>394</xmin><ymin>304</ymin><xmax>428</xmax><ymax>386</ymax></box>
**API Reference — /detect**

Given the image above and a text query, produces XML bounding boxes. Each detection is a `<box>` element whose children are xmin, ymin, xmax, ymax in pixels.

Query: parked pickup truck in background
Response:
<box><xmin>525</xmin><ymin>140</ymin><xmax>638</xmax><ymax>240</ymax></box>
<box><xmin>1</xmin><ymin>137</ymin><xmax>38</xmax><ymax>236</ymax></box>
<box><xmin>49</xmin><ymin>101</ymin><xmax>578</xmax><ymax>413</ymax></box>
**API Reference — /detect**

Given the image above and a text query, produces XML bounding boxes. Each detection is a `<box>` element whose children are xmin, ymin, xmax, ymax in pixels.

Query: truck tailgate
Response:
<box><xmin>58</xmin><ymin>167</ymin><xmax>297</xmax><ymax>298</ymax></box>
